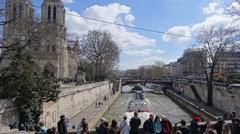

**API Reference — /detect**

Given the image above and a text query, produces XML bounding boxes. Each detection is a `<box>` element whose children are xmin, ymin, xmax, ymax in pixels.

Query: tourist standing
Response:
<box><xmin>109</xmin><ymin>119</ymin><xmax>121</xmax><ymax>134</ymax></box>
<box><xmin>189</xmin><ymin>117</ymin><xmax>200</xmax><ymax>134</ymax></box>
<box><xmin>143</xmin><ymin>114</ymin><xmax>154</xmax><ymax>134</ymax></box>
<box><xmin>130</xmin><ymin>112</ymin><xmax>141</xmax><ymax>134</ymax></box>
<box><xmin>152</xmin><ymin>115</ymin><xmax>163</xmax><ymax>134</ymax></box>
<box><xmin>177</xmin><ymin>120</ymin><xmax>189</xmax><ymax>134</ymax></box>
<box><xmin>230</xmin><ymin>116</ymin><xmax>240</xmax><ymax>134</ymax></box>
<box><xmin>39</xmin><ymin>121</ymin><xmax>48</xmax><ymax>134</ymax></box>
<box><xmin>96</xmin><ymin>118</ymin><xmax>108</xmax><ymax>134</ymax></box>
<box><xmin>213</xmin><ymin>117</ymin><xmax>224</xmax><ymax>134</ymax></box>
<box><xmin>77</xmin><ymin>118</ymin><xmax>87</xmax><ymax>134</ymax></box>
<box><xmin>119</xmin><ymin>115</ymin><xmax>131</xmax><ymax>134</ymax></box>
<box><xmin>162</xmin><ymin>115</ymin><xmax>172</xmax><ymax>134</ymax></box>
<box><xmin>81</xmin><ymin>123</ymin><xmax>90</xmax><ymax>134</ymax></box>
<box><xmin>57</xmin><ymin>115</ymin><xmax>67</xmax><ymax>134</ymax></box>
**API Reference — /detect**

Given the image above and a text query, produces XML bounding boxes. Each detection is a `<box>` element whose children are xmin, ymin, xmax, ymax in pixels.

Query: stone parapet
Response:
<box><xmin>174</xmin><ymin>81</ymin><xmax>240</xmax><ymax>115</ymax></box>
<box><xmin>40</xmin><ymin>81</ymin><xmax>113</xmax><ymax>128</ymax></box>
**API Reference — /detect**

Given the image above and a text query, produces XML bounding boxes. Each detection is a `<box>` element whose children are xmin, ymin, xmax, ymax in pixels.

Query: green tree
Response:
<box><xmin>0</xmin><ymin>50</ymin><xmax>60</xmax><ymax>129</ymax></box>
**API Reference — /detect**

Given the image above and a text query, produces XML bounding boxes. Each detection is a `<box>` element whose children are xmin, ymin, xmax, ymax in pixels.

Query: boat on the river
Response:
<box><xmin>131</xmin><ymin>85</ymin><xmax>143</xmax><ymax>93</ymax></box>
<box><xmin>127</xmin><ymin>91</ymin><xmax>151</xmax><ymax>112</ymax></box>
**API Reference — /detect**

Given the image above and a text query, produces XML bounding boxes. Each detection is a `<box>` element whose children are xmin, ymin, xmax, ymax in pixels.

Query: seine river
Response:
<box><xmin>102</xmin><ymin>85</ymin><xmax>192</xmax><ymax>124</ymax></box>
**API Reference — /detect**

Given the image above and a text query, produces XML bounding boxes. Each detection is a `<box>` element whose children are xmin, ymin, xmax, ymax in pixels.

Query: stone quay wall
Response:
<box><xmin>0</xmin><ymin>81</ymin><xmax>112</xmax><ymax>131</ymax></box>
<box><xmin>166</xmin><ymin>91</ymin><xmax>217</xmax><ymax>121</ymax></box>
<box><xmin>40</xmin><ymin>81</ymin><xmax>113</xmax><ymax>128</ymax></box>
<box><xmin>0</xmin><ymin>100</ymin><xmax>19</xmax><ymax>132</ymax></box>
<box><xmin>173</xmin><ymin>80</ymin><xmax>240</xmax><ymax>115</ymax></box>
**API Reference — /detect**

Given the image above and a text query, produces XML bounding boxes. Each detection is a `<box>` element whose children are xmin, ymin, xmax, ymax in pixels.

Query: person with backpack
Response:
<box><xmin>119</xmin><ymin>115</ymin><xmax>131</xmax><ymax>134</ymax></box>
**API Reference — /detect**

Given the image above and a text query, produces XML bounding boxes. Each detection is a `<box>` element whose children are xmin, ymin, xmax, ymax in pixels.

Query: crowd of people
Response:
<box><xmin>33</xmin><ymin>111</ymin><xmax>240</xmax><ymax>134</ymax></box>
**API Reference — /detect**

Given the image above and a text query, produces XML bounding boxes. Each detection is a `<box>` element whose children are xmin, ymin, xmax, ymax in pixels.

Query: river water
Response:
<box><xmin>102</xmin><ymin>85</ymin><xmax>192</xmax><ymax>124</ymax></box>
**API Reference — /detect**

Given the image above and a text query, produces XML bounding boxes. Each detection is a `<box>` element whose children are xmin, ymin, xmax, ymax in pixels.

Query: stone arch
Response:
<box><xmin>44</xmin><ymin>62</ymin><xmax>56</xmax><ymax>78</ymax></box>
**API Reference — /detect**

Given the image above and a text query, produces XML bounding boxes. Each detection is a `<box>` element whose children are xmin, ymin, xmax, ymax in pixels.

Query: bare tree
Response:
<box><xmin>195</xmin><ymin>26</ymin><xmax>239</xmax><ymax>106</ymax></box>
<box><xmin>81</xmin><ymin>30</ymin><xmax>120</xmax><ymax>81</ymax></box>
<box><xmin>229</xmin><ymin>0</ymin><xmax>240</xmax><ymax>17</ymax></box>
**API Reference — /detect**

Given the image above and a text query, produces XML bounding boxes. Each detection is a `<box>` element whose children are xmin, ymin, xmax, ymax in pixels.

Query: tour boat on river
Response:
<box><xmin>131</xmin><ymin>85</ymin><xmax>143</xmax><ymax>93</ymax></box>
<box><xmin>127</xmin><ymin>91</ymin><xmax>151</xmax><ymax>112</ymax></box>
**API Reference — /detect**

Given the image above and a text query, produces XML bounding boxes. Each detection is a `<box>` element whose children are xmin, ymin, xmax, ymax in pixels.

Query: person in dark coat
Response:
<box><xmin>178</xmin><ymin>120</ymin><xmax>189</xmax><ymax>134</ymax></box>
<box><xmin>57</xmin><ymin>115</ymin><xmax>67</xmax><ymax>134</ymax></box>
<box><xmin>189</xmin><ymin>118</ymin><xmax>200</xmax><ymax>134</ymax></box>
<box><xmin>130</xmin><ymin>112</ymin><xmax>141</xmax><ymax>134</ymax></box>
<box><xmin>234</xmin><ymin>118</ymin><xmax>240</xmax><ymax>134</ymax></box>
<box><xmin>81</xmin><ymin>123</ymin><xmax>90</xmax><ymax>134</ymax></box>
<box><xmin>109</xmin><ymin>119</ymin><xmax>121</xmax><ymax>134</ymax></box>
<box><xmin>213</xmin><ymin>117</ymin><xmax>224</xmax><ymax>134</ymax></box>
<box><xmin>143</xmin><ymin>114</ymin><xmax>154</xmax><ymax>134</ymax></box>
<box><xmin>96</xmin><ymin>118</ymin><xmax>109</xmax><ymax>134</ymax></box>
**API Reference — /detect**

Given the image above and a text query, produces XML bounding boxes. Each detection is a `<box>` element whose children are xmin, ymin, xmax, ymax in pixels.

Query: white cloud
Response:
<box><xmin>162</xmin><ymin>26</ymin><xmax>191</xmax><ymax>43</ymax></box>
<box><xmin>65</xmin><ymin>3</ymin><xmax>156</xmax><ymax>51</ymax></box>
<box><xmin>62</xmin><ymin>0</ymin><xmax>74</xmax><ymax>3</ymax></box>
<box><xmin>162</xmin><ymin>1</ymin><xmax>237</xmax><ymax>43</ymax></box>
<box><xmin>119</xmin><ymin>55</ymin><xmax>176</xmax><ymax>70</ymax></box>
<box><xmin>202</xmin><ymin>2</ymin><xmax>223</xmax><ymax>15</ymax></box>
<box><xmin>123</xmin><ymin>49</ymin><xmax>165</xmax><ymax>57</ymax></box>
<box><xmin>191</xmin><ymin>14</ymin><xmax>234</xmax><ymax>33</ymax></box>
<box><xmin>120</xmin><ymin>48</ymin><xmax>166</xmax><ymax>69</ymax></box>
<box><xmin>231</xmin><ymin>1</ymin><xmax>240</xmax><ymax>11</ymax></box>
<box><xmin>125</xmin><ymin>14</ymin><xmax>135</xmax><ymax>24</ymax></box>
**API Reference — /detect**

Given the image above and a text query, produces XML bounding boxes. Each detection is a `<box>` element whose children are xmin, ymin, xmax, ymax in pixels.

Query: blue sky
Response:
<box><xmin>32</xmin><ymin>0</ymin><xmax>235</xmax><ymax>70</ymax></box>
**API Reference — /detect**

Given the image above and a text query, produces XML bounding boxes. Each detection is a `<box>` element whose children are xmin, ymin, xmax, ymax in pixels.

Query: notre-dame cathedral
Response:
<box><xmin>3</xmin><ymin>0</ymin><xmax>80</xmax><ymax>79</ymax></box>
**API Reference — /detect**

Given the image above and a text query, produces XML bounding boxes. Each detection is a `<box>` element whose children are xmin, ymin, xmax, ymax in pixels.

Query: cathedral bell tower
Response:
<box><xmin>40</xmin><ymin>0</ymin><xmax>69</xmax><ymax>78</ymax></box>
<box><xmin>41</xmin><ymin>0</ymin><xmax>65</xmax><ymax>26</ymax></box>
<box><xmin>3</xmin><ymin>0</ymin><xmax>34</xmax><ymax>45</ymax></box>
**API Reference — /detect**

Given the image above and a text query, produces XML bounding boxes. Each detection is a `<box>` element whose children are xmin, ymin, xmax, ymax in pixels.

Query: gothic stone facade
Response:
<box><xmin>3</xmin><ymin>0</ymin><xmax>79</xmax><ymax>79</ymax></box>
